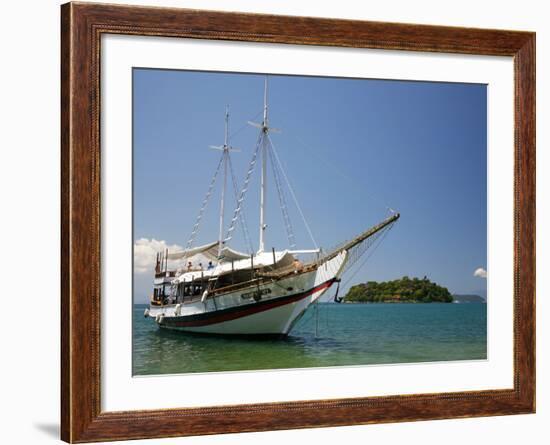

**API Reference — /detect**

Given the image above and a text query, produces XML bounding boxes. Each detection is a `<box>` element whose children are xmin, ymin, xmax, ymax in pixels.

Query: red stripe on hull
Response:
<box><xmin>162</xmin><ymin>279</ymin><xmax>335</xmax><ymax>328</ymax></box>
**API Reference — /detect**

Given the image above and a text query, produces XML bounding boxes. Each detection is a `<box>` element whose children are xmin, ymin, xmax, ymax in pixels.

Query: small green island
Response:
<box><xmin>344</xmin><ymin>276</ymin><xmax>453</xmax><ymax>303</ymax></box>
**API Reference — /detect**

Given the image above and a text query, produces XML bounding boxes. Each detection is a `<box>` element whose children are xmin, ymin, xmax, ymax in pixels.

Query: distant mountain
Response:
<box><xmin>452</xmin><ymin>294</ymin><xmax>486</xmax><ymax>303</ymax></box>
<box><xmin>474</xmin><ymin>288</ymin><xmax>487</xmax><ymax>301</ymax></box>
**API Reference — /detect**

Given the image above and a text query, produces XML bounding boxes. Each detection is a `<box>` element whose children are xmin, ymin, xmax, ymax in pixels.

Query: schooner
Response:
<box><xmin>144</xmin><ymin>78</ymin><xmax>399</xmax><ymax>337</ymax></box>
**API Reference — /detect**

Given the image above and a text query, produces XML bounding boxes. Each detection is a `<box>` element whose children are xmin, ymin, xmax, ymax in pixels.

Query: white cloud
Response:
<box><xmin>473</xmin><ymin>267</ymin><xmax>487</xmax><ymax>279</ymax></box>
<box><xmin>133</xmin><ymin>238</ymin><xmax>184</xmax><ymax>274</ymax></box>
<box><xmin>133</xmin><ymin>238</ymin><xmax>213</xmax><ymax>275</ymax></box>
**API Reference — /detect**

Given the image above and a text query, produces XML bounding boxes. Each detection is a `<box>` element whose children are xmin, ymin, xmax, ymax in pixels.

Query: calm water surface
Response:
<box><xmin>133</xmin><ymin>303</ymin><xmax>486</xmax><ymax>375</ymax></box>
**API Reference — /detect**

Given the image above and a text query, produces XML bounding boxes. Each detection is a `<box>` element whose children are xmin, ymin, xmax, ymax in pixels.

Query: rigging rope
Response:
<box><xmin>287</xmin><ymin>131</ymin><xmax>396</xmax><ymax>216</ymax></box>
<box><xmin>227</xmin><ymin>154</ymin><xmax>254</xmax><ymax>254</ymax></box>
<box><xmin>228</xmin><ymin>109</ymin><xmax>263</xmax><ymax>141</ymax></box>
<box><xmin>267</xmin><ymin>134</ymin><xmax>319</xmax><ymax>250</ymax></box>
<box><xmin>267</xmin><ymin>141</ymin><xmax>296</xmax><ymax>249</ymax></box>
<box><xmin>185</xmin><ymin>153</ymin><xmax>224</xmax><ymax>249</ymax></box>
<box><xmin>190</xmin><ymin>109</ymin><xmax>262</xmax><ymax>255</ymax></box>
<box><xmin>222</xmin><ymin>132</ymin><xmax>263</xmax><ymax>248</ymax></box>
<box><xmin>341</xmin><ymin>222</ymin><xmax>395</xmax><ymax>289</ymax></box>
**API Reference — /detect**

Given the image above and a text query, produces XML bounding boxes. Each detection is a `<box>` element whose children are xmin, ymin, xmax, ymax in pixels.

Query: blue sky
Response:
<box><xmin>133</xmin><ymin>69</ymin><xmax>487</xmax><ymax>303</ymax></box>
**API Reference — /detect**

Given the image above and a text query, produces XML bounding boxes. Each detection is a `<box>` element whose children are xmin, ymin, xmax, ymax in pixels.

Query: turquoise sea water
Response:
<box><xmin>132</xmin><ymin>302</ymin><xmax>486</xmax><ymax>375</ymax></box>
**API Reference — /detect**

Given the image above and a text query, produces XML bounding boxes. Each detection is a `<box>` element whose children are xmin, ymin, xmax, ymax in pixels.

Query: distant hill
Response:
<box><xmin>473</xmin><ymin>289</ymin><xmax>487</xmax><ymax>301</ymax></box>
<box><xmin>452</xmin><ymin>294</ymin><xmax>486</xmax><ymax>303</ymax></box>
<box><xmin>344</xmin><ymin>276</ymin><xmax>453</xmax><ymax>303</ymax></box>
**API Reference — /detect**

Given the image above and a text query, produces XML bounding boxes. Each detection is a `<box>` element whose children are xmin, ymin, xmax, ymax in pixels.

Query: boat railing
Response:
<box><xmin>255</xmin><ymin>262</ymin><xmax>317</xmax><ymax>279</ymax></box>
<box><xmin>208</xmin><ymin>277</ymin><xmax>264</xmax><ymax>297</ymax></box>
<box><xmin>207</xmin><ymin>262</ymin><xmax>315</xmax><ymax>298</ymax></box>
<box><xmin>155</xmin><ymin>270</ymin><xmax>177</xmax><ymax>279</ymax></box>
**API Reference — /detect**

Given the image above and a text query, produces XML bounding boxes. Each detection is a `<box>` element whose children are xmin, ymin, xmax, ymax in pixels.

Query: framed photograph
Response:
<box><xmin>61</xmin><ymin>2</ymin><xmax>535</xmax><ymax>442</ymax></box>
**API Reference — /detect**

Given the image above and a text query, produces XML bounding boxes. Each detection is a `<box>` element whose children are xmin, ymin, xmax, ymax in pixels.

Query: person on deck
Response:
<box><xmin>207</xmin><ymin>261</ymin><xmax>214</xmax><ymax>270</ymax></box>
<box><xmin>186</xmin><ymin>261</ymin><xmax>193</xmax><ymax>272</ymax></box>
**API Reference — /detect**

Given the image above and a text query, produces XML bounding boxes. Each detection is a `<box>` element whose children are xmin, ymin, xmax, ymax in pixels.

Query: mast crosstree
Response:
<box><xmin>247</xmin><ymin>77</ymin><xmax>304</xmax><ymax>254</ymax></box>
<box><xmin>219</xmin><ymin>76</ymin><xmax>318</xmax><ymax>255</ymax></box>
<box><xmin>208</xmin><ymin>107</ymin><xmax>244</xmax><ymax>258</ymax></box>
<box><xmin>186</xmin><ymin>106</ymin><xmax>251</xmax><ymax>257</ymax></box>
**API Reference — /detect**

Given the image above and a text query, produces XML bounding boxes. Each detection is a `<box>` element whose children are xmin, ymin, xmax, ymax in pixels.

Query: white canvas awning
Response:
<box><xmin>166</xmin><ymin>241</ymin><xmax>250</xmax><ymax>263</ymax></box>
<box><xmin>172</xmin><ymin>249</ymin><xmax>297</xmax><ymax>283</ymax></box>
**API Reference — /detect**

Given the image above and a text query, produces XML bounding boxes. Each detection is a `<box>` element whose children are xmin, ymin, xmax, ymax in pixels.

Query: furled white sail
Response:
<box><xmin>167</xmin><ymin>241</ymin><xmax>249</xmax><ymax>263</ymax></box>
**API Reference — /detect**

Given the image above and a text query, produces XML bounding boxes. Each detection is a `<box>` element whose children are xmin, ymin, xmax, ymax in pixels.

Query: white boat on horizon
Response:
<box><xmin>144</xmin><ymin>77</ymin><xmax>399</xmax><ymax>337</ymax></box>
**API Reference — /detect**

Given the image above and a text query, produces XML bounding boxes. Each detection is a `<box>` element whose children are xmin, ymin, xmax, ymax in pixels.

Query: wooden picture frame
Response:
<box><xmin>61</xmin><ymin>2</ymin><xmax>535</xmax><ymax>442</ymax></box>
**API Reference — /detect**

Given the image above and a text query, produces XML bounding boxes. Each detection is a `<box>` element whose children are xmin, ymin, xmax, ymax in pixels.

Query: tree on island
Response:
<box><xmin>344</xmin><ymin>276</ymin><xmax>453</xmax><ymax>303</ymax></box>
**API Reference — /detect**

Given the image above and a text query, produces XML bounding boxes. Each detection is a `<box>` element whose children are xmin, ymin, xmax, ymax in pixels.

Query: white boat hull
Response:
<box><xmin>159</xmin><ymin>281</ymin><xmax>331</xmax><ymax>336</ymax></box>
<box><xmin>147</xmin><ymin>251</ymin><xmax>347</xmax><ymax>336</ymax></box>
